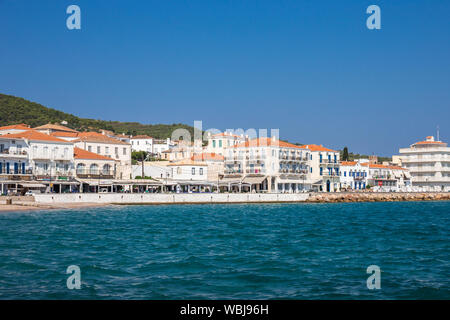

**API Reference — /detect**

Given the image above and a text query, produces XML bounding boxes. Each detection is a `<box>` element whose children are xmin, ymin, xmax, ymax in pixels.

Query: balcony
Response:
<box><xmin>75</xmin><ymin>169</ymin><xmax>114</xmax><ymax>179</ymax></box>
<box><xmin>246</xmin><ymin>168</ymin><xmax>266</xmax><ymax>174</ymax></box>
<box><xmin>0</xmin><ymin>168</ymin><xmax>33</xmax><ymax>180</ymax></box>
<box><xmin>0</xmin><ymin>149</ymin><xmax>28</xmax><ymax>158</ymax></box>
<box><xmin>412</xmin><ymin>176</ymin><xmax>450</xmax><ymax>183</ymax></box>
<box><xmin>401</xmin><ymin>156</ymin><xmax>450</xmax><ymax>163</ymax></box>
<box><xmin>279</xmin><ymin>168</ymin><xmax>308</xmax><ymax>175</ymax></box>
<box><xmin>319</xmin><ymin>160</ymin><xmax>339</xmax><ymax>166</ymax></box>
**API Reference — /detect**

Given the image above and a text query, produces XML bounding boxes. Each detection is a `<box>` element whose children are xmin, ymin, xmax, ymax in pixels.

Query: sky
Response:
<box><xmin>0</xmin><ymin>0</ymin><xmax>449</xmax><ymax>156</ymax></box>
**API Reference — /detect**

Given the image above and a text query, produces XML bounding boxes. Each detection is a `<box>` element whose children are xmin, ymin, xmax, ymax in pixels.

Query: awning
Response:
<box><xmin>242</xmin><ymin>176</ymin><xmax>266</xmax><ymax>184</ymax></box>
<box><xmin>404</xmin><ymin>171</ymin><xmax>411</xmax><ymax>179</ymax></box>
<box><xmin>393</xmin><ymin>171</ymin><xmax>402</xmax><ymax>178</ymax></box>
<box><xmin>19</xmin><ymin>183</ymin><xmax>46</xmax><ymax>188</ymax></box>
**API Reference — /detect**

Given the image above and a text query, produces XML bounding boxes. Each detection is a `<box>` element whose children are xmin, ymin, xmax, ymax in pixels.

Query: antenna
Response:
<box><xmin>437</xmin><ymin>125</ymin><xmax>440</xmax><ymax>141</ymax></box>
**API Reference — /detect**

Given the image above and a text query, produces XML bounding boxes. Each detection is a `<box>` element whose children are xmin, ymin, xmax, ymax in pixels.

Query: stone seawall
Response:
<box><xmin>307</xmin><ymin>192</ymin><xmax>450</xmax><ymax>203</ymax></box>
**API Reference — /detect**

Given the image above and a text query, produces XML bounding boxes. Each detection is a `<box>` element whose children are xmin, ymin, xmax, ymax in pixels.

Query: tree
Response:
<box><xmin>342</xmin><ymin>147</ymin><xmax>349</xmax><ymax>161</ymax></box>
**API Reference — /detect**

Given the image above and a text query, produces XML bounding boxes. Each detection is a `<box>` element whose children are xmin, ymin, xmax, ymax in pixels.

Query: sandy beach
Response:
<box><xmin>0</xmin><ymin>202</ymin><xmax>109</xmax><ymax>213</ymax></box>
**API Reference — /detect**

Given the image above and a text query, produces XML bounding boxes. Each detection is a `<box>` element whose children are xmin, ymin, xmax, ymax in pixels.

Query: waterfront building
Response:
<box><xmin>73</xmin><ymin>132</ymin><xmax>132</xmax><ymax>180</ymax></box>
<box><xmin>74</xmin><ymin>147</ymin><xmax>116</xmax><ymax>193</ymax></box>
<box><xmin>399</xmin><ymin>135</ymin><xmax>450</xmax><ymax>191</ymax></box>
<box><xmin>299</xmin><ymin>144</ymin><xmax>340</xmax><ymax>192</ymax></box>
<box><xmin>167</xmin><ymin>160</ymin><xmax>212</xmax><ymax>192</ymax></box>
<box><xmin>0</xmin><ymin>135</ymin><xmax>32</xmax><ymax>195</ymax></box>
<box><xmin>339</xmin><ymin>160</ymin><xmax>370</xmax><ymax>190</ymax></box>
<box><xmin>191</xmin><ymin>152</ymin><xmax>225</xmax><ymax>183</ymax></box>
<box><xmin>0</xmin><ymin>130</ymin><xmax>76</xmax><ymax>193</ymax></box>
<box><xmin>363</xmin><ymin>163</ymin><xmax>411</xmax><ymax>191</ymax></box>
<box><xmin>206</xmin><ymin>132</ymin><xmax>246</xmax><ymax>156</ymax></box>
<box><xmin>223</xmin><ymin>137</ymin><xmax>310</xmax><ymax>193</ymax></box>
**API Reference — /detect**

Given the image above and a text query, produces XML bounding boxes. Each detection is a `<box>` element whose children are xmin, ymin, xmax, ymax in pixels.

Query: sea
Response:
<box><xmin>0</xmin><ymin>201</ymin><xmax>449</xmax><ymax>299</ymax></box>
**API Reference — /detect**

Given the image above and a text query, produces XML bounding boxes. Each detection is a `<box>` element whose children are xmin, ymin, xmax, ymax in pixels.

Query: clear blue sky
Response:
<box><xmin>1</xmin><ymin>0</ymin><xmax>449</xmax><ymax>156</ymax></box>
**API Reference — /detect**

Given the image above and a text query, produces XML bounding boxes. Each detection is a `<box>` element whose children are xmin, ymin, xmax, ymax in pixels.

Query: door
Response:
<box><xmin>22</xmin><ymin>162</ymin><xmax>26</xmax><ymax>174</ymax></box>
<box><xmin>326</xmin><ymin>180</ymin><xmax>331</xmax><ymax>192</ymax></box>
<box><xmin>14</xmin><ymin>163</ymin><xmax>19</xmax><ymax>174</ymax></box>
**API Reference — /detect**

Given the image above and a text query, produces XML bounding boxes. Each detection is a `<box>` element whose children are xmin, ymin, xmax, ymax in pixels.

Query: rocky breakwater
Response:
<box><xmin>307</xmin><ymin>192</ymin><xmax>450</xmax><ymax>203</ymax></box>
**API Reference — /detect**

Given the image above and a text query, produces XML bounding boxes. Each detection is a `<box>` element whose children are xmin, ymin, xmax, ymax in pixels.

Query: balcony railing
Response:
<box><xmin>0</xmin><ymin>150</ymin><xmax>28</xmax><ymax>157</ymax></box>
<box><xmin>0</xmin><ymin>168</ymin><xmax>33</xmax><ymax>175</ymax></box>
<box><xmin>76</xmin><ymin>169</ymin><xmax>114</xmax><ymax>179</ymax></box>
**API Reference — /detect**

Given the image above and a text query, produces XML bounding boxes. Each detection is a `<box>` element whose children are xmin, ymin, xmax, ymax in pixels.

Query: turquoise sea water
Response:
<box><xmin>0</xmin><ymin>201</ymin><xmax>449</xmax><ymax>299</ymax></box>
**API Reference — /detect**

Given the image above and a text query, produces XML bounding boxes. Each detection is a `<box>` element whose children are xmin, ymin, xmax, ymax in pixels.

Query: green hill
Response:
<box><xmin>0</xmin><ymin>93</ymin><xmax>194</xmax><ymax>139</ymax></box>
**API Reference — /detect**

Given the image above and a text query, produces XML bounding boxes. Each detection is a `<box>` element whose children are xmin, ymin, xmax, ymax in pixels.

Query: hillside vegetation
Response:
<box><xmin>0</xmin><ymin>93</ymin><xmax>194</xmax><ymax>138</ymax></box>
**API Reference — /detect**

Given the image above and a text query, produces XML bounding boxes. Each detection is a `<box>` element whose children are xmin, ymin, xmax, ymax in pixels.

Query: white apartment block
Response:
<box><xmin>223</xmin><ymin>137</ymin><xmax>310</xmax><ymax>193</ymax></box>
<box><xmin>299</xmin><ymin>144</ymin><xmax>340</xmax><ymax>192</ymax></box>
<box><xmin>399</xmin><ymin>135</ymin><xmax>450</xmax><ymax>191</ymax></box>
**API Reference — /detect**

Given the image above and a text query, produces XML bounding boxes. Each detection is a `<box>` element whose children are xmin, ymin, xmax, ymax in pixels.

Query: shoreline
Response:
<box><xmin>1</xmin><ymin>192</ymin><xmax>449</xmax><ymax>212</ymax></box>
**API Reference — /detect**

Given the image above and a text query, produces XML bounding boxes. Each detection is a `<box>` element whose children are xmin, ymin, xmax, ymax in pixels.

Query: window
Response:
<box><xmin>123</xmin><ymin>148</ymin><xmax>126</xmax><ymax>155</ymax></box>
<box><xmin>102</xmin><ymin>164</ymin><xmax>111</xmax><ymax>174</ymax></box>
<box><xmin>115</xmin><ymin>147</ymin><xmax>118</xmax><ymax>154</ymax></box>
<box><xmin>319</xmin><ymin>154</ymin><xmax>323</xmax><ymax>163</ymax></box>
<box><xmin>219</xmin><ymin>140</ymin><xmax>222</xmax><ymax>148</ymax></box>
<box><xmin>344</xmin><ymin>171</ymin><xmax>346</xmax><ymax>177</ymax></box>
<box><xmin>97</xmin><ymin>146</ymin><xmax>101</xmax><ymax>154</ymax></box>
<box><xmin>199</xmin><ymin>168</ymin><xmax>203</xmax><ymax>175</ymax></box>
<box><xmin>212</xmin><ymin>140</ymin><xmax>216</xmax><ymax>148</ymax></box>
<box><xmin>76</xmin><ymin>163</ymin><xmax>85</xmax><ymax>174</ymax></box>
<box><xmin>192</xmin><ymin>167</ymin><xmax>196</xmax><ymax>175</ymax></box>
<box><xmin>105</xmin><ymin>147</ymin><xmax>109</xmax><ymax>154</ymax></box>
<box><xmin>90</xmin><ymin>164</ymin><xmax>99</xmax><ymax>174</ymax></box>
<box><xmin>320</xmin><ymin>167</ymin><xmax>323</xmax><ymax>176</ymax></box>
<box><xmin>88</xmin><ymin>146</ymin><xmax>92</xmax><ymax>152</ymax></box>
<box><xmin>334</xmin><ymin>155</ymin><xmax>337</xmax><ymax>163</ymax></box>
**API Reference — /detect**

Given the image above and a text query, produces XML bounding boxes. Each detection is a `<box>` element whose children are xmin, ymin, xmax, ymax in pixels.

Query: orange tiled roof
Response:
<box><xmin>361</xmin><ymin>163</ymin><xmax>407</xmax><ymax>170</ymax></box>
<box><xmin>340</xmin><ymin>161</ymin><xmax>358</xmax><ymax>166</ymax></box>
<box><xmin>0</xmin><ymin>123</ymin><xmax>30</xmax><ymax>131</ymax></box>
<box><xmin>232</xmin><ymin>138</ymin><xmax>303</xmax><ymax>149</ymax></box>
<box><xmin>299</xmin><ymin>144</ymin><xmax>338</xmax><ymax>153</ymax></box>
<box><xmin>191</xmin><ymin>153</ymin><xmax>224</xmax><ymax>161</ymax></box>
<box><xmin>74</xmin><ymin>147</ymin><xmax>113</xmax><ymax>161</ymax></box>
<box><xmin>413</xmin><ymin>141</ymin><xmax>445</xmax><ymax>145</ymax></box>
<box><xmin>2</xmin><ymin>129</ymin><xmax>70</xmax><ymax>143</ymax></box>
<box><xmin>73</xmin><ymin>132</ymin><xmax>129</xmax><ymax>145</ymax></box>
<box><xmin>34</xmin><ymin>123</ymin><xmax>78</xmax><ymax>133</ymax></box>
<box><xmin>212</xmin><ymin>132</ymin><xmax>243</xmax><ymax>138</ymax></box>
<box><xmin>50</xmin><ymin>131</ymin><xmax>79</xmax><ymax>137</ymax></box>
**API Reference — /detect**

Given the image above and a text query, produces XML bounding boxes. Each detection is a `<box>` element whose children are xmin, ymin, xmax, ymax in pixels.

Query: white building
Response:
<box><xmin>223</xmin><ymin>137</ymin><xmax>310</xmax><ymax>193</ymax></box>
<box><xmin>130</xmin><ymin>135</ymin><xmax>154</xmax><ymax>153</ymax></box>
<box><xmin>191</xmin><ymin>152</ymin><xmax>225</xmax><ymax>183</ymax></box>
<box><xmin>73</xmin><ymin>132</ymin><xmax>132</xmax><ymax>180</ymax></box>
<box><xmin>167</xmin><ymin>160</ymin><xmax>208</xmax><ymax>181</ymax></box>
<box><xmin>153</xmin><ymin>138</ymin><xmax>175</xmax><ymax>155</ymax></box>
<box><xmin>399</xmin><ymin>135</ymin><xmax>450</xmax><ymax>191</ymax></box>
<box><xmin>1</xmin><ymin>130</ymin><xmax>75</xmax><ymax>193</ymax></box>
<box><xmin>299</xmin><ymin>144</ymin><xmax>340</xmax><ymax>192</ymax></box>
<box><xmin>0</xmin><ymin>135</ymin><xmax>31</xmax><ymax>176</ymax></box>
<box><xmin>339</xmin><ymin>160</ymin><xmax>370</xmax><ymax>190</ymax></box>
